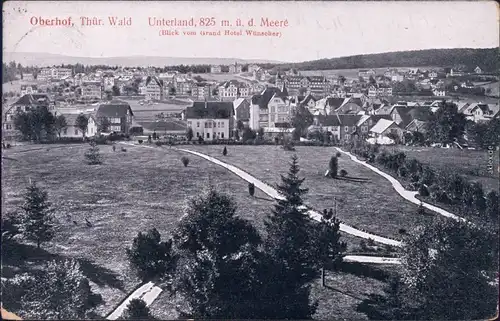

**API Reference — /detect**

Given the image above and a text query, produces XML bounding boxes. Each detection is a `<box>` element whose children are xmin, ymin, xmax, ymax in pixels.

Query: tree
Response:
<box><xmin>54</xmin><ymin>114</ymin><xmax>68</xmax><ymax>138</ymax></box>
<box><xmin>13</xmin><ymin>106</ymin><xmax>56</xmax><ymax>142</ymax></box>
<box><xmin>263</xmin><ymin>154</ymin><xmax>318</xmax><ymax>318</ymax></box>
<box><xmin>397</xmin><ymin>217</ymin><xmax>498</xmax><ymax>320</ymax></box>
<box><xmin>75</xmin><ymin>114</ymin><xmax>89</xmax><ymax>139</ymax></box>
<box><xmin>186</xmin><ymin>128</ymin><xmax>193</xmax><ymax>141</ymax></box>
<box><xmin>236</xmin><ymin>120</ymin><xmax>245</xmax><ymax>131</ymax></box>
<box><xmin>84</xmin><ymin>141</ymin><xmax>102</xmax><ymax>165</ymax></box>
<box><xmin>298</xmin><ymin>87</ymin><xmax>308</xmax><ymax>95</ymax></box>
<box><xmin>20</xmin><ymin>182</ymin><xmax>56</xmax><ymax>248</ymax></box>
<box><xmin>169</xmin><ymin>87</ymin><xmax>176</xmax><ymax>96</ymax></box>
<box><xmin>242</xmin><ymin>127</ymin><xmax>256</xmax><ymax>142</ymax></box>
<box><xmin>168</xmin><ymin>187</ymin><xmax>263</xmax><ymax>318</ymax></box>
<box><xmin>11</xmin><ymin>259</ymin><xmax>102</xmax><ymax>319</ymax></box>
<box><xmin>427</xmin><ymin>102</ymin><xmax>467</xmax><ymax>144</ymax></box>
<box><xmin>126</xmin><ymin>228</ymin><xmax>175</xmax><ymax>281</ymax></box>
<box><xmin>257</xmin><ymin>127</ymin><xmax>265</xmax><ymax>140</ymax></box>
<box><xmin>329</xmin><ymin>155</ymin><xmax>338</xmax><ymax>178</ymax></box>
<box><xmin>369</xmin><ymin>75</ymin><xmax>377</xmax><ymax>85</ymax></box>
<box><xmin>181</xmin><ymin>156</ymin><xmax>190</xmax><ymax>167</ymax></box>
<box><xmin>98</xmin><ymin>117</ymin><xmax>111</xmax><ymax>133</ymax></box>
<box><xmin>315</xmin><ymin>203</ymin><xmax>346</xmax><ymax>287</ymax></box>
<box><xmin>291</xmin><ymin>104</ymin><xmax>313</xmax><ymax>137</ymax></box>
<box><xmin>222</xmin><ymin>146</ymin><xmax>227</xmax><ymax>156</ymax></box>
<box><xmin>112</xmin><ymin>85</ymin><xmax>120</xmax><ymax>96</ymax></box>
<box><xmin>122</xmin><ymin>299</ymin><xmax>151</xmax><ymax>319</ymax></box>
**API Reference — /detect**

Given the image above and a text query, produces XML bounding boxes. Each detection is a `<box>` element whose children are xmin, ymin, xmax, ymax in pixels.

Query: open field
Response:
<box><xmin>193</xmin><ymin>73</ymin><xmax>252</xmax><ymax>84</ymax></box>
<box><xmin>184</xmin><ymin>145</ymin><xmax>430</xmax><ymax>239</ymax></box>
<box><xmin>2</xmin><ymin>143</ymin><xmax>393</xmax><ymax>319</ymax></box>
<box><xmin>1</xmin><ymin>144</ymin><xmax>274</xmax><ymax>317</ymax></box>
<box><xmin>385</xmin><ymin>146</ymin><xmax>500</xmax><ymax>192</ymax></box>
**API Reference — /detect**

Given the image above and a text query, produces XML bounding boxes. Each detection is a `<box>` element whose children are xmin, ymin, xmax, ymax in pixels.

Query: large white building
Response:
<box><xmin>184</xmin><ymin>101</ymin><xmax>234</xmax><ymax>140</ymax></box>
<box><xmin>249</xmin><ymin>86</ymin><xmax>291</xmax><ymax>130</ymax></box>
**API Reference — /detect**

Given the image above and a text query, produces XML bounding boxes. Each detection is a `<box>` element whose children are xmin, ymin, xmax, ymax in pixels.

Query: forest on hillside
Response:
<box><xmin>260</xmin><ymin>48</ymin><xmax>499</xmax><ymax>72</ymax></box>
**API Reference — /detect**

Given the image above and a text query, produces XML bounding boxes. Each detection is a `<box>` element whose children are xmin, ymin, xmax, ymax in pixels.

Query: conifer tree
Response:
<box><xmin>20</xmin><ymin>182</ymin><xmax>56</xmax><ymax>248</ymax></box>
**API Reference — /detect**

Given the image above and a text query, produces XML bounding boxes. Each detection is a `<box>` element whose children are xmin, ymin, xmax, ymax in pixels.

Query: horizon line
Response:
<box><xmin>4</xmin><ymin>46</ymin><xmax>499</xmax><ymax>65</ymax></box>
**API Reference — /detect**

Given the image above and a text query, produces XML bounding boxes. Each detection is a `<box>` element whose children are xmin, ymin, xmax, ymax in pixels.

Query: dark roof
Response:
<box><xmin>139</xmin><ymin>120</ymin><xmax>186</xmax><ymax>132</ymax></box>
<box><xmin>392</xmin><ymin>106</ymin><xmax>432</xmax><ymax>127</ymax></box>
<box><xmin>12</xmin><ymin>94</ymin><xmax>50</xmax><ymax>106</ymax></box>
<box><xmin>349</xmin><ymin>98</ymin><xmax>363</xmax><ymax>107</ymax></box>
<box><xmin>338</xmin><ymin>114</ymin><xmax>363</xmax><ymax>126</ymax></box>
<box><xmin>146</xmin><ymin>76</ymin><xmax>163</xmax><ymax>87</ymax></box>
<box><xmin>251</xmin><ymin>87</ymin><xmax>286</xmax><ymax>109</ymax></box>
<box><xmin>97</xmin><ymin>100</ymin><xmax>133</xmax><ymax>117</ymax></box>
<box><xmin>317</xmin><ymin>114</ymin><xmax>341</xmax><ymax>126</ymax></box>
<box><xmin>325</xmin><ymin>97</ymin><xmax>345</xmax><ymax>109</ymax></box>
<box><xmin>300</xmin><ymin>94</ymin><xmax>317</xmax><ymax>106</ymax></box>
<box><xmin>185</xmin><ymin>101</ymin><xmax>233</xmax><ymax>119</ymax></box>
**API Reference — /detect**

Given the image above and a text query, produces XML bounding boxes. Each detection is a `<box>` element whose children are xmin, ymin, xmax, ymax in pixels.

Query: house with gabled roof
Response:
<box><xmin>249</xmin><ymin>86</ymin><xmax>290</xmax><ymax>129</ymax></box>
<box><xmin>184</xmin><ymin>101</ymin><xmax>234</xmax><ymax>140</ymax></box>
<box><xmin>145</xmin><ymin>76</ymin><xmax>164</xmax><ymax>101</ymax></box>
<box><xmin>96</xmin><ymin>100</ymin><xmax>134</xmax><ymax>133</ymax></box>
<box><xmin>369</xmin><ymin>118</ymin><xmax>403</xmax><ymax>142</ymax></box>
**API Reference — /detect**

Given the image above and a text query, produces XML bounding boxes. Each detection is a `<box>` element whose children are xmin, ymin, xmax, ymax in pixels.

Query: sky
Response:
<box><xmin>2</xmin><ymin>1</ymin><xmax>499</xmax><ymax>62</ymax></box>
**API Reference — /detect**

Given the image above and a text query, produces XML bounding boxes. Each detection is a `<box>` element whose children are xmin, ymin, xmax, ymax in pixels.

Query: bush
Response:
<box><xmin>398</xmin><ymin>228</ymin><xmax>407</xmax><ymax>234</ymax></box>
<box><xmin>336</xmin><ymin>152</ymin><xmax>341</xmax><ymax>157</ymax></box>
<box><xmin>248</xmin><ymin>182</ymin><xmax>255</xmax><ymax>196</ymax></box>
<box><xmin>138</xmin><ymin>140</ymin><xmax>143</xmax><ymax>144</ymax></box>
<box><xmin>181</xmin><ymin>156</ymin><xmax>189</xmax><ymax>167</ymax></box>
<box><xmin>222</xmin><ymin>146</ymin><xmax>227</xmax><ymax>156</ymax></box>
<box><xmin>121</xmin><ymin>147</ymin><xmax>127</xmax><ymax>152</ymax></box>
<box><xmin>418</xmin><ymin>184</ymin><xmax>430</xmax><ymax>197</ymax></box>
<box><xmin>122</xmin><ymin>298</ymin><xmax>151</xmax><ymax>319</ymax></box>
<box><xmin>329</xmin><ymin>156</ymin><xmax>338</xmax><ymax>178</ymax></box>
<box><xmin>339</xmin><ymin>169</ymin><xmax>348</xmax><ymax>177</ymax></box>
<box><xmin>155</xmin><ymin>141</ymin><xmax>162</xmax><ymax>146</ymax></box>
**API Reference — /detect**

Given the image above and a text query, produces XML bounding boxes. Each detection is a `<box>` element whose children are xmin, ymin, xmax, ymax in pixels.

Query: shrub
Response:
<box><xmin>329</xmin><ymin>156</ymin><xmax>338</xmax><ymax>178</ymax></box>
<box><xmin>367</xmin><ymin>238</ymin><xmax>375</xmax><ymax>247</ymax></box>
<box><xmin>418</xmin><ymin>184</ymin><xmax>430</xmax><ymax>197</ymax></box>
<box><xmin>122</xmin><ymin>299</ymin><xmax>151</xmax><ymax>320</ymax></box>
<box><xmin>398</xmin><ymin>228</ymin><xmax>407</xmax><ymax>234</ymax></box>
<box><xmin>336</xmin><ymin>152</ymin><xmax>341</xmax><ymax>158</ymax></box>
<box><xmin>360</xmin><ymin>240</ymin><xmax>367</xmax><ymax>251</ymax></box>
<box><xmin>6</xmin><ymin>143</ymin><xmax>11</xmax><ymax>148</ymax></box>
<box><xmin>138</xmin><ymin>140</ymin><xmax>143</xmax><ymax>144</ymax></box>
<box><xmin>339</xmin><ymin>169</ymin><xmax>348</xmax><ymax>177</ymax></box>
<box><xmin>121</xmin><ymin>147</ymin><xmax>127</xmax><ymax>152</ymax></box>
<box><xmin>181</xmin><ymin>156</ymin><xmax>189</xmax><ymax>167</ymax></box>
<box><xmin>222</xmin><ymin>146</ymin><xmax>227</xmax><ymax>156</ymax></box>
<box><xmin>248</xmin><ymin>182</ymin><xmax>255</xmax><ymax>196</ymax></box>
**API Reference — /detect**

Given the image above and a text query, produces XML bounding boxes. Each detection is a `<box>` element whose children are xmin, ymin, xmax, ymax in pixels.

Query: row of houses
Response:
<box><xmin>2</xmin><ymin>94</ymin><xmax>136</xmax><ymax>140</ymax></box>
<box><xmin>210</xmin><ymin>62</ymin><xmax>243</xmax><ymax>74</ymax></box>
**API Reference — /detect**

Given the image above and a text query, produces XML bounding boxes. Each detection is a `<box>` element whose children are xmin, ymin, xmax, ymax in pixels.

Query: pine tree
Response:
<box><xmin>222</xmin><ymin>146</ymin><xmax>227</xmax><ymax>156</ymax></box>
<box><xmin>263</xmin><ymin>154</ymin><xmax>318</xmax><ymax>318</ymax></box>
<box><xmin>84</xmin><ymin>141</ymin><xmax>102</xmax><ymax>165</ymax></box>
<box><xmin>329</xmin><ymin>155</ymin><xmax>338</xmax><ymax>178</ymax></box>
<box><xmin>20</xmin><ymin>182</ymin><xmax>56</xmax><ymax>248</ymax></box>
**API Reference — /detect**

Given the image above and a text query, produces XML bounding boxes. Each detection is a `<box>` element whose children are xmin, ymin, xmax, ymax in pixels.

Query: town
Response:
<box><xmin>2</xmin><ymin>57</ymin><xmax>499</xmax><ymax>320</ymax></box>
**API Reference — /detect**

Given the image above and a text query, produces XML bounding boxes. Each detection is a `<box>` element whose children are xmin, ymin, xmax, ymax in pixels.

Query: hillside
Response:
<box><xmin>262</xmin><ymin>48</ymin><xmax>499</xmax><ymax>72</ymax></box>
<box><xmin>2</xmin><ymin>52</ymin><xmax>282</xmax><ymax>67</ymax></box>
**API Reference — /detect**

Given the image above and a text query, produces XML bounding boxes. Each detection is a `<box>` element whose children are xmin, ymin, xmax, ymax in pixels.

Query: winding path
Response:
<box><xmin>334</xmin><ymin>148</ymin><xmax>466</xmax><ymax>222</ymax></box>
<box><xmin>175</xmin><ymin>147</ymin><xmax>402</xmax><ymax>247</ymax></box>
<box><xmin>106</xmin><ymin>282</ymin><xmax>163</xmax><ymax>320</ymax></box>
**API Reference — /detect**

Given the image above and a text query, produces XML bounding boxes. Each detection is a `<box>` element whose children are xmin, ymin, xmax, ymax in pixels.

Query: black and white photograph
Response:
<box><xmin>1</xmin><ymin>1</ymin><xmax>499</xmax><ymax>320</ymax></box>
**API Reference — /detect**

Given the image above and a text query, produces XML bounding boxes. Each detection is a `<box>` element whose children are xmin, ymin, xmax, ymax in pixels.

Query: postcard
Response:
<box><xmin>2</xmin><ymin>1</ymin><xmax>499</xmax><ymax>320</ymax></box>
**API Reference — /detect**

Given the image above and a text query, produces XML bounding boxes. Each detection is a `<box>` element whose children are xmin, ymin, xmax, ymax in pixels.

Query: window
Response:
<box><xmin>196</xmin><ymin>132</ymin><xmax>199</xmax><ymax>137</ymax></box>
<box><xmin>221</xmin><ymin>122</ymin><xmax>224</xmax><ymax>128</ymax></box>
<box><xmin>271</xmin><ymin>106</ymin><xmax>275</xmax><ymax>113</ymax></box>
<box><xmin>187</xmin><ymin>121</ymin><xmax>192</xmax><ymax>127</ymax></box>
<box><xmin>63</xmin><ymin>128</ymin><xmax>67</xmax><ymax>134</ymax></box>
<box><xmin>344</xmin><ymin>126</ymin><xmax>349</xmax><ymax>132</ymax></box>
<box><xmin>75</xmin><ymin>129</ymin><xmax>79</xmax><ymax>135</ymax></box>
<box><xmin>221</xmin><ymin>132</ymin><xmax>224</xmax><ymax>138</ymax></box>
<box><xmin>206</xmin><ymin>133</ymin><xmax>210</xmax><ymax>139</ymax></box>
<box><xmin>197</xmin><ymin>122</ymin><xmax>200</xmax><ymax>128</ymax></box>
<box><xmin>111</xmin><ymin>125</ymin><xmax>121</xmax><ymax>132</ymax></box>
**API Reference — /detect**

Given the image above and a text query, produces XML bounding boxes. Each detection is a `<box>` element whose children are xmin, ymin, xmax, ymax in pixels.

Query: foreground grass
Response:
<box><xmin>2</xmin><ymin>143</ymin><xmax>393</xmax><ymax>319</ymax></box>
<box><xmin>1</xmin><ymin>144</ymin><xmax>273</xmax><ymax>316</ymax></box>
<box><xmin>184</xmin><ymin>145</ymin><xmax>428</xmax><ymax>239</ymax></box>
<box><xmin>386</xmin><ymin>145</ymin><xmax>499</xmax><ymax>192</ymax></box>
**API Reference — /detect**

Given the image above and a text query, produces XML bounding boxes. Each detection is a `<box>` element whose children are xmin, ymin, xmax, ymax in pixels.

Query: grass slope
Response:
<box><xmin>184</xmin><ymin>145</ymin><xmax>431</xmax><ymax>239</ymax></box>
